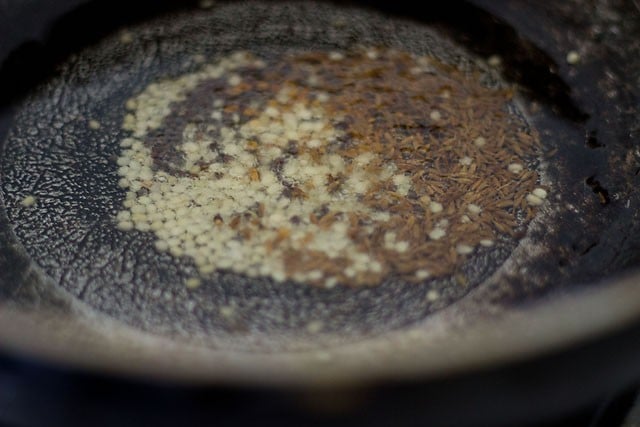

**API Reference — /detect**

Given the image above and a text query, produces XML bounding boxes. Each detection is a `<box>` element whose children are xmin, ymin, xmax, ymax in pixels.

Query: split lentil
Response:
<box><xmin>116</xmin><ymin>48</ymin><xmax>544</xmax><ymax>288</ymax></box>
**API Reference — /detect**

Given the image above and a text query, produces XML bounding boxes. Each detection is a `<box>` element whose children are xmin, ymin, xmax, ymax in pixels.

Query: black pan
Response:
<box><xmin>1</xmin><ymin>0</ymin><xmax>640</xmax><ymax>425</ymax></box>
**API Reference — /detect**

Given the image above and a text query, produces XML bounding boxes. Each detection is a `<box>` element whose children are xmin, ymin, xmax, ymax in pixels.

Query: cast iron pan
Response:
<box><xmin>1</xmin><ymin>0</ymin><xmax>640</xmax><ymax>425</ymax></box>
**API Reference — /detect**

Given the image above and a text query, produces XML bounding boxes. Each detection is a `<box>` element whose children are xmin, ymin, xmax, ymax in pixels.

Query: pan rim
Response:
<box><xmin>1</xmin><ymin>268</ymin><xmax>640</xmax><ymax>386</ymax></box>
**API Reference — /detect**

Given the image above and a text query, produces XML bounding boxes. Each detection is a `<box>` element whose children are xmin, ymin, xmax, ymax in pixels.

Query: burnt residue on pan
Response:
<box><xmin>0</xmin><ymin>0</ymin><xmax>639</xmax><ymax>351</ymax></box>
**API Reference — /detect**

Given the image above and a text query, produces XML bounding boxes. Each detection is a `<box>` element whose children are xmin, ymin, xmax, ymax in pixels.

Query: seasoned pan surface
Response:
<box><xmin>0</xmin><ymin>0</ymin><xmax>639</xmax><ymax>384</ymax></box>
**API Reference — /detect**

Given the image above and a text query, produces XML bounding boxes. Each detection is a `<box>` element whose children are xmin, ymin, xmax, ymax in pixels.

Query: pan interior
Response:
<box><xmin>0</xmin><ymin>0</ymin><xmax>634</xmax><ymax>352</ymax></box>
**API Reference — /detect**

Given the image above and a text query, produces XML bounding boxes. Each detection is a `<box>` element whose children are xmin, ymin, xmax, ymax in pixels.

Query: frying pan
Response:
<box><xmin>1</xmin><ymin>0</ymin><xmax>640</xmax><ymax>425</ymax></box>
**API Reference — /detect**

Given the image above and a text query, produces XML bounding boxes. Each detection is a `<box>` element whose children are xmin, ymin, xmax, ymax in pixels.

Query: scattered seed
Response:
<box><xmin>566</xmin><ymin>50</ymin><xmax>580</xmax><ymax>65</ymax></box>
<box><xmin>467</xmin><ymin>204</ymin><xmax>482</xmax><ymax>214</ymax></box>
<box><xmin>456</xmin><ymin>244</ymin><xmax>474</xmax><ymax>255</ymax></box>
<box><xmin>185</xmin><ymin>277</ymin><xmax>201</xmax><ymax>289</ymax></box>
<box><xmin>487</xmin><ymin>55</ymin><xmax>502</xmax><ymax>67</ymax></box>
<box><xmin>117</xmin><ymin>221</ymin><xmax>134</xmax><ymax>231</ymax></box>
<box><xmin>199</xmin><ymin>0</ymin><xmax>216</xmax><ymax>8</ymax></box>
<box><xmin>429</xmin><ymin>201</ymin><xmax>444</xmax><ymax>213</ymax></box>
<box><xmin>324</xmin><ymin>277</ymin><xmax>338</xmax><ymax>288</ymax></box>
<box><xmin>526</xmin><ymin>194</ymin><xmax>544</xmax><ymax>206</ymax></box>
<box><xmin>474</xmin><ymin>136</ymin><xmax>486</xmax><ymax>147</ymax></box>
<box><xmin>532</xmin><ymin>188</ymin><xmax>548</xmax><ymax>199</ymax></box>
<box><xmin>154</xmin><ymin>240</ymin><xmax>169</xmax><ymax>252</ymax></box>
<box><xmin>429</xmin><ymin>228</ymin><xmax>446</xmax><ymax>240</ymax></box>
<box><xmin>508</xmin><ymin>163</ymin><xmax>524</xmax><ymax>174</ymax></box>
<box><xmin>306</xmin><ymin>321</ymin><xmax>324</xmax><ymax>333</ymax></box>
<box><xmin>119</xmin><ymin>31</ymin><xmax>134</xmax><ymax>44</ymax></box>
<box><xmin>459</xmin><ymin>156</ymin><xmax>473</xmax><ymax>166</ymax></box>
<box><xmin>219</xmin><ymin>305</ymin><xmax>235</xmax><ymax>318</ymax></box>
<box><xmin>228</xmin><ymin>74</ymin><xmax>241</xmax><ymax>86</ymax></box>
<box><xmin>20</xmin><ymin>195</ymin><xmax>37</xmax><ymax>207</ymax></box>
<box><xmin>395</xmin><ymin>241</ymin><xmax>409</xmax><ymax>252</ymax></box>
<box><xmin>426</xmin><ymin>289</ymin><xmax>440</xmax><ymax>301</ymax></box>
<box><xmin>416</xmin><ymin>269</ymin><xmax>431</xmax><ymax>280</ymax></box>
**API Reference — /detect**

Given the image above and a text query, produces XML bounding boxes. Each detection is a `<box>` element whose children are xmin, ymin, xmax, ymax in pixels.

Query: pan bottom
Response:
<box><xmin>0</xmin><ymin>0</ymin><xmax>629</xmax><ymax>352</ymax></box>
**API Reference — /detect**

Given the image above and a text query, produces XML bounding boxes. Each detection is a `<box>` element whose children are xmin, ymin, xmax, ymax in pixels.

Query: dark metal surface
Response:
<box><xmin>0</xmin><ymin>0</ymin><xmax>640</xmax><ymax>425</ymax></box>
<box><xmin>0</xmin><ymin>0</ymin><xmax>532</xmax><ymax>350</ymax></box>
<box><xmin>2</xmin><ymin>0</ymin><xmax>639</xmax><ymax>348</ymax></box>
